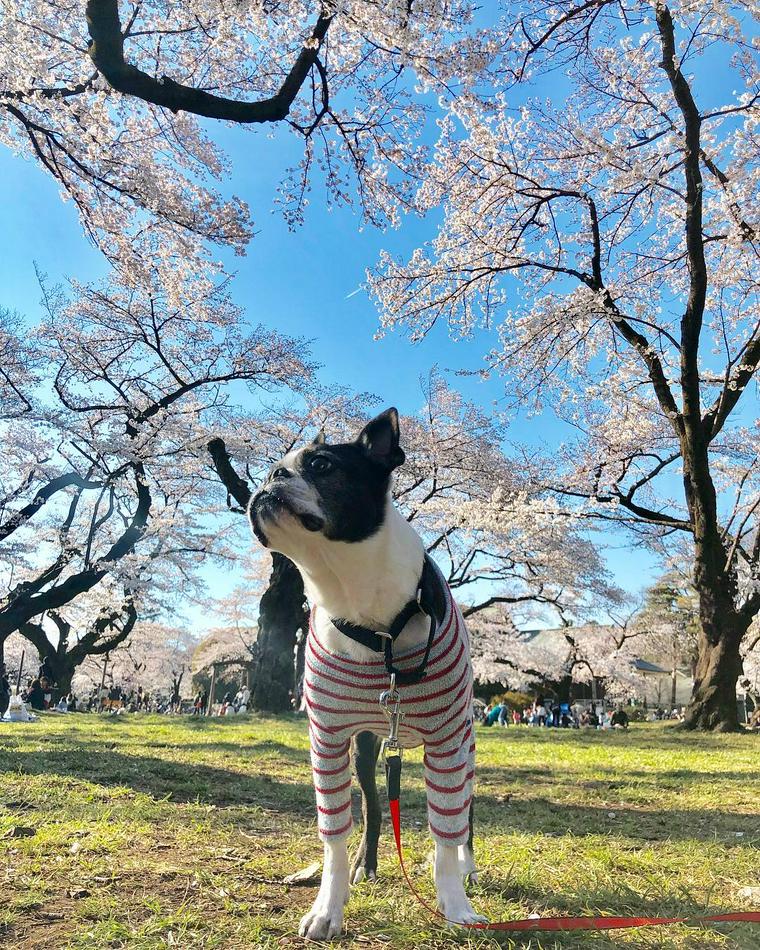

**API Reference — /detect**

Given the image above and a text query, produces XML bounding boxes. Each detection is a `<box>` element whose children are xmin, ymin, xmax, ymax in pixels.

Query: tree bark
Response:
<box><xmin>251</xmin><ymin>553</ymin><xmax>308</xmax><ymax>712</ymax></box>
<box><xmin>683</xmin><ymin>619</ymin><xmax>745</xmax><ymax>731</ymax></box>
<box><xmin>678</xmin><ymin>431</ymin><xmax>748</xmax><ymax>730</ymax></box>
<box><xmin>207</xmin><ymin>437</ymin><xmax>310</xmax><ymax>713</ymax></box>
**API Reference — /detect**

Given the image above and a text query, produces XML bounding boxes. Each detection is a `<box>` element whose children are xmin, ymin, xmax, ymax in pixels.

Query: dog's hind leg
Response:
<box><xmin>350</xmin><ymin>730</ymin><xmax>382</xmax><ymax>884</ymax></box>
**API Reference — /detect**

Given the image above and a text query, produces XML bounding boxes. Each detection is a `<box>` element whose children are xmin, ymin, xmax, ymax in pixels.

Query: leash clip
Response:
<box><xmin>380</xmin><ymin>672</ymin><xmax>403</xmax><ymax>763</ymax></box>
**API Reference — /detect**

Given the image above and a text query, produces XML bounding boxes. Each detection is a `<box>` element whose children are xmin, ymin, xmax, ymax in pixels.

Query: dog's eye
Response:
<box><xmin>307</xmin><ymin>455</ymin><xmax>333</xmax><ymax>475</ymax></box>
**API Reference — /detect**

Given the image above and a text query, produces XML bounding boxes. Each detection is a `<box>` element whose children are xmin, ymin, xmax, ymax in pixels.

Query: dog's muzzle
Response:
<box><xmin>251</xmin><ymin>486</ymin><xmax>325</xmax><ymax>536</ymax></box>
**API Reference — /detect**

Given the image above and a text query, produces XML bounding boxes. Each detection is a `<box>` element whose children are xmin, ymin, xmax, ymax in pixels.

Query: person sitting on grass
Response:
<box><xmin>24</xmin><ymin>678</ymin><xmax>46</xmax><ymax>711</ymax></box>
<box><xmin>611</xmin><ymin>706</ymin><xmax>629</xmax><ymax>730</ymax></box>
<box><xmin>580</xmin><ymin>707</ymin><xmax>599</xmax><ymax>728</ymax></box>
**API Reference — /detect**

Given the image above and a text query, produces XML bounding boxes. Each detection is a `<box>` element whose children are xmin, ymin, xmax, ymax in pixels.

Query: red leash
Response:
<box><xmin>385</xmin><ymin>758</ymin><xmax>760</xmax><ymax>933</ymax></box>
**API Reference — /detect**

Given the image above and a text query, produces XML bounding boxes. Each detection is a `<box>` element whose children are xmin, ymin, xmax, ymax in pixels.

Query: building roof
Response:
<box><xmin>633</xmin><ymin>658</ymin><xmax>670</xmax><ymax>674</ymax></box>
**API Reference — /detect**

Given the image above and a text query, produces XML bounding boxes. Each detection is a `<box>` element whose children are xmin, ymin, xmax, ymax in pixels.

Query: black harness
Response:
<box><xmin>329</xmin><ymin>555</ymin><xmax>441</xmax><ymax>686</ymax></box>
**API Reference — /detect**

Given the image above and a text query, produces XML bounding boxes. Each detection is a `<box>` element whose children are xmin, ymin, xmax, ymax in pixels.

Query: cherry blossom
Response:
<box><xmin>370</xmin><ymin>1</ymin><xmax>759</xmax><ymax>730</ymax></box>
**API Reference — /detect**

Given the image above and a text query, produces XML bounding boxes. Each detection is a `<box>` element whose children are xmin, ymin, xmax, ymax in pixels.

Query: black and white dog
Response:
<box><xmin>249</xmin><ymin>408</ymin><xmax>484</xmax><ymax>940</ymax></box>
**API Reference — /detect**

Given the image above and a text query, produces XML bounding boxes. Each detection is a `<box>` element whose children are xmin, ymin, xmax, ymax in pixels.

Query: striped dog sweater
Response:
<box><xmin>304</xmin><ymin>565</ymin><xmax>475</xmax><ymax>846</ymax></box>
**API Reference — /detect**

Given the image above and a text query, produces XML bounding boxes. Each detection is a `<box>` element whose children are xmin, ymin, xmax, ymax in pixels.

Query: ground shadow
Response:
<box><xmin>0</xmin><ymin>748</ymin><xmax>316</xmax><ymax>813</ymax></box>
<box><xmin>41</xmin><ymin>734</ymin><xmax>309</xmax><ymax>762</ymax></box>
<box><xmin>385</xmin><ymin>761</ymin><xmax>760</xmax><ymax>845</ymax></box>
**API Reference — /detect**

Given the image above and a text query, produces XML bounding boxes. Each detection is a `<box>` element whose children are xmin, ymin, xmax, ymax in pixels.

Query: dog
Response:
<box><xmin>249</xmin><ymin>408</ymin><xmax>485</xmax><ymax>940</ymax></box>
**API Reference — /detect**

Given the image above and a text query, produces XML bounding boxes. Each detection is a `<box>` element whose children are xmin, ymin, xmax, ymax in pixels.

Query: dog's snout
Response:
<box><xmin>271</xmin><ymin>466</ymin><xmax>293</xmax><ymax>481</ymax></box>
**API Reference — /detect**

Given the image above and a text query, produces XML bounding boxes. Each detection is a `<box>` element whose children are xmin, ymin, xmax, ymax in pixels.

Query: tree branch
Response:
<box><xmin>207</xmin><ymin>438</ymin><xmax>252</xmax><ymax>510</ymax></box>
<box><xmin>0</xmin><ymin>472</ymin><xmax>101</xmax><ymax>543</ymax></box>
<box><xmin>86</xmin><ymin>0</ymin><xmax>332</xmax><ymax>123</ymax></box>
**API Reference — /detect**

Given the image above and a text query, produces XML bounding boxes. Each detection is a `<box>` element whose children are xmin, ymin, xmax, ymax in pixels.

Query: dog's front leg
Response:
<box><xmin>434</xmin><ymin>842</ymin><xmax>487</xmax><ymax>925</ymax></box>
<box><xmin>299</xmin><ymin>837</ymin><xmax>350</xmax><ymax>940</ymax></box>
<box><xmin>300</xmin><ymin>734</ymin><xmax>353</xmax><ymax>940</ymax></box>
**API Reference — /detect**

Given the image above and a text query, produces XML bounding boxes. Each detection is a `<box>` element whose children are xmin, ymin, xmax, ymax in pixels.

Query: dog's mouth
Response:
<box><xmin>251</xmin><ymin>490</ymin><xmax>325</xmax><ymax>535</ymax></box>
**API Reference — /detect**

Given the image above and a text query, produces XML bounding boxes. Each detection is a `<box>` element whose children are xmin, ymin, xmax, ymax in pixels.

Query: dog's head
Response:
<box><xmin>249</xmin><ymin>408</ymin><xmax>405</xmax><ymax>554</ymax></box>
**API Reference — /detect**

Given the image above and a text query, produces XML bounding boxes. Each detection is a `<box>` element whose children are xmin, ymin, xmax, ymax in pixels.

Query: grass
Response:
<box><xmin>0</xmin><ymin>714</ymin><xmax>758</xmax><ymax>950</ymax></box>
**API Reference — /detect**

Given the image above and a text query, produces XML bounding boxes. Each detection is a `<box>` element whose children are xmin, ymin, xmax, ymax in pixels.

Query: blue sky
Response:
<box><xmin>0</xmin><ymin>131</ymin><xmax>661</xmax><ymax>634</ymax></box>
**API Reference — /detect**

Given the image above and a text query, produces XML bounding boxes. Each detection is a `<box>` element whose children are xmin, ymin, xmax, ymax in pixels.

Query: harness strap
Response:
<box><xmin>330</xmin><ymin>555</ymin><xmax>439</xmax><ymax>685</ymax></box>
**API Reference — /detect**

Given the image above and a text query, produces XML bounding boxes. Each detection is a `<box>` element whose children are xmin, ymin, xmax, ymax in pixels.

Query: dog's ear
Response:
<box><xmin>311</xmin><ymin>429</ymin><xmax>326</xmax><ymax>446</ymax></box>
<box><xmin>356</xmin><ymin>408</ymin><xmax>405</xmax><ymax>470</ymax></box>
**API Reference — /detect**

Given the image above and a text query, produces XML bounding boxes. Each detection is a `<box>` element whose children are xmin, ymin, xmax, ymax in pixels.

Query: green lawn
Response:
<box><xmin>0</xmin><ymin>715</ymin><xmax>758</xmax><ymax>950</ymax></box>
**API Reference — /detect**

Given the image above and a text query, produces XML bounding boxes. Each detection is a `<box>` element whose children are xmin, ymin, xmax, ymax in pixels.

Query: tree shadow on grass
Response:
<box><xmin>388</xmin><ymin>763</ymin><xmax>760</xmax><ymax>846</ymax></box>
<box><xmin>576</xmin><ymin>772</ymin><xmax>756</xmax><ymax>795</ymax></box>
<box><xmin>0</xmin><ymin>748</ymin><xmax>316</xmax><ymax>812</ymax></box>
<box><xmin>46</xmin><ymin>734</ymin><xmax>309</xmax><ymax>762</ymax></box>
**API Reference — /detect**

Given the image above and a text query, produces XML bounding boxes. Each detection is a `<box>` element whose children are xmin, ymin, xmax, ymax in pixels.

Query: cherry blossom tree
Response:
<box><xmin>73</xmin><ymin>620</ymin><xmax>198</xmax><ymax>702</ymax></box>
<box><xmin>0</xmin><ymin>309</ymin><xmax>38</xmax><ymax>419</ymax></box>
<box><xmin>468</xmin><ymin>605</ymin><xmax>645</xmax><ymax>698</ymax></box>
<box><xmin>208</xmin><ymin>379</ymin><xmax>622</xmax><ymax>707</ymax></box>
<box><xmin>209</xmin><ymin>562</ymin><xmax>270</xmax><ymax>656</ymax></box>
<box><xmin>19</xmin><ymin>583</ymin><xmax>138</xmax><ymax>696</ymax></box>
<box><xmin>1</xmin><ymin>0</ymin><xmax>493</xmax><ymax>285</ymax></box>
<box><xmin>0</xmin><ymin>268</ymin><xmax>311</xmax><ymax>671</ymax></box>
<box><xmin>633</xmin><ymin>572</ymin><xmax>699</xmax><ymax>705</ymax></box>
<box><xmin>394</xmin><ymin>373</ymin><xmax>622</xmax><ymax>618</ymax></box>
<box><xmin>370</xmin><ymin>1</ymin><xmax>759</xmax><ymax>730</ymax></box>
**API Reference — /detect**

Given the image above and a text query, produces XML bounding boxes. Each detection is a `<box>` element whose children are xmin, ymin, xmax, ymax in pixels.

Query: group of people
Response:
<box><xmin>84</xmin><ymin>683</ymin><xmax>163</xmax><ymax>713</ymax></box>
<box><xmin>480</xmin><ymin>697</ymin><xmax>631</xmax><ymax>731</ymax></box>
<box><xmin>1</xmin><ymin>656</ymin><xmax>186</xmax><ymax>719</ymax></box>
<box><xmin>192</xmin><ymin>684</ymin><xmax>251</xmax><ymax>716</ymax></box>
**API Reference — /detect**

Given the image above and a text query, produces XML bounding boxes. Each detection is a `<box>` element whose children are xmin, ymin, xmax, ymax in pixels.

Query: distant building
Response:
<box><xmin>631</xmin><ymin>657</ymin><xmax>693</xmax><ymax>707</ymax></box>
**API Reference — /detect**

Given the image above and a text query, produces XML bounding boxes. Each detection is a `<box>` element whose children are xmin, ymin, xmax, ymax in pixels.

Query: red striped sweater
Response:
<box><xmin>304</xmin><ymin>567</ymin><xmax>475</xmax><ymax>846</ymax></box>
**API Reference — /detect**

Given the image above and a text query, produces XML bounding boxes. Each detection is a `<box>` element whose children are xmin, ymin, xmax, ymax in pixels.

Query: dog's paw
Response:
<box><xmin>351</xmin><ymin>865</ymin><xmax>377</xmax><ymax>885</ymax></box>
<box><xmin>439</xmin><ymin>897</ymin><xmax>488</xmax><ymax>927</ymax></box>
<box><xmin>464</xmin><ymin>870</ymin><xmax>479</xmax><ymax>886</ymax></box>
<box><xmin>298</xmin><ymin>902</ymin><xmax>345</xmax><ymax>941</ymax></box>
<box><xmin>438</xmin><ymin>884</ymin><xmax>488</xmax><ymax>927</ymax></box>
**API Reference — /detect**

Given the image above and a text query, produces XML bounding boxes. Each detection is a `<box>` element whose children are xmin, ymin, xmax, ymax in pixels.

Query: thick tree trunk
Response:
<box><xmin>679</xmin><ymin>428</ymin><xmax>749</xmax><ymax>730</ymax></box>
<box><xmin>683</xmin><ymin>527</ymin><xmax>747</xmax><ymax>730</ymax></box>
<box><xmin>683</xmin><ymin>623</ymin><xmax>745</xmax><ymax>731</ymax></box>
<box><xmin>52</xmin><ymin>665</ymin><xmax>75</xmax><ymax>700</ymax></box>
<box><xmin>250</xmin><ymin>553</ymin><xmax>307</xmax><ymax>713</ymax></box>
